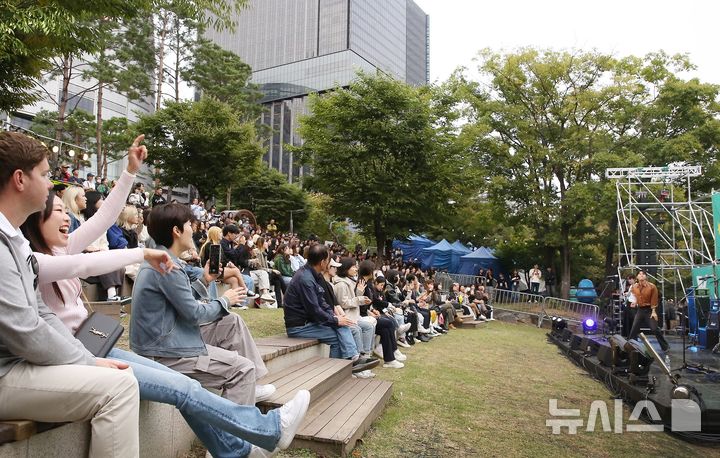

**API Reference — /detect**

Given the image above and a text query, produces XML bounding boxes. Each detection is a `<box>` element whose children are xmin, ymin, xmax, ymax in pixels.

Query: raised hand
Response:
<box><xmin>143</xmin><ymin>248</ymin><xmax>175</xmax><ymax>274</ymax></box>
<box><xmin>127</xmin><ymin>134</ymin><xmax>148</xmax><ymax>175</ymax></box>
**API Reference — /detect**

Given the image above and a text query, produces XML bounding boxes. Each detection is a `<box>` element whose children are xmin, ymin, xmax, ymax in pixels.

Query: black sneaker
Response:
<box><xmin>352</xmin><ymin>358</ymin><xmax>380</xmax><ymax>373</ymax></box>
<box><xmin>418</xmin><ymin>334</ymin><xmax>431</xmax><ymax>343</ymax></box>
<box><xmin>406</xmin><ymin>335</ymin><xmax>415</xmax><ymax>345</ymax></box>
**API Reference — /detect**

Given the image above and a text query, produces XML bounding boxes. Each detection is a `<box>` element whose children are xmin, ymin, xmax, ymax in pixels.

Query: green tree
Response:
<box><xmin>184</xmin><ymin>40</ymin><xmax>263</xmax><ymax>120</ymax></box>
<box><xmin>0</xmin><ymin>0</ymin><xmax>153</xmax><ymax>112</ymax></box>
<box><xmin>296</xmin><ymin>72</ymin><xmax>466</xmax><ymax>259</ymax></box>
<box><xmin>101</xmin><ymin>116</ymin><xmax>136</xmax><ymax>177</ymax></box>
<box><xmin>230</xmin><ymin>167</ymin><xmax>308</xmax><ymax>230</ymax></box>
<box><xmin>83</xmin><ymin>19</ymin><xmax>155</xmax><ymax>174</ymax></box>
<box><xmin>455</xmin><ymin>48</ymin><xmax>720</xmax><ymax>297</ymax></box>
<box><xmin>136</xmin><ymin>97</ymin><xmax>264</xmax><ymax>199</ymax></box>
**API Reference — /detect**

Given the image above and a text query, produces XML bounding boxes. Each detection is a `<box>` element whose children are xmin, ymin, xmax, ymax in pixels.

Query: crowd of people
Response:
<box><xmin>0</xmin><ymin>132</ymin><xmax>503</xmax><ymax>456</ymax></box>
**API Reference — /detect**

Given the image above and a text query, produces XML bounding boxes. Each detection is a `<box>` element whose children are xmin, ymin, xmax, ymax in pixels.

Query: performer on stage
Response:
<box><xmin>628</xmin><ymin>270</ymin><xmax>670</xmax><ymax>351</ymax></box>
<box><xmin>621</xmin><ymin>274</ymin><xmax>637</xmax><ymax>337</ymax></box>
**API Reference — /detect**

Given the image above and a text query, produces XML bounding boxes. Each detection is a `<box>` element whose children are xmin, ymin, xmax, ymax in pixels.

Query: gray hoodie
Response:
<box><xmin>0</xmin><ymin>214</ymin><xmax>94</xmax><ymax>378</ymax></box>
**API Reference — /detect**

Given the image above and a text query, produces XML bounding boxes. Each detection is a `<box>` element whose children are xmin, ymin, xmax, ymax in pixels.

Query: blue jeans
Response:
<box><xmin>107</xmin><ymin>348</ymin><xmax>280</xmax><ymax>457</ymax></box>
<box><xmin>286</xmin><ymin>323</ymin><xmax>358</xmax><ymax>358</ymax></box>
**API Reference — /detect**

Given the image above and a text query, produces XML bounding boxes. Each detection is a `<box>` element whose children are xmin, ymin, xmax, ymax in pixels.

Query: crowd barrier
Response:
<box><xmin>434</xmin><ymin>272</ymin><xmax>599</xmax><ymax>328</ymax></box>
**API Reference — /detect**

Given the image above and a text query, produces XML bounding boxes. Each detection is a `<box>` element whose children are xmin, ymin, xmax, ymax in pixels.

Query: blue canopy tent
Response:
<box><xmin>458</xmin><ymin>247</ymin><xmax>502</xmax><ymax>276</ymax></box>
<box><xmin>450</xmin><ymin>240</ymin><xmax>471</xmax><ymax>254</ymax></box>
<box><xmin>392</xmin><ymin>235</ymin><xmax>436</xmax><ymax>262</ymax></box>
<box><xmin>420</xmin><ymin>239</ymin><xmax>467</xmax><ymax>272</ymax></box>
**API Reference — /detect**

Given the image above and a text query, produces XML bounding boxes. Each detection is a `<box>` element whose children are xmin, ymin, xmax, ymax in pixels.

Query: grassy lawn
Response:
<box><xmin>118</xmin><ymin>309</ymin><xmax>719</xmax><ymax>457</ymax></box>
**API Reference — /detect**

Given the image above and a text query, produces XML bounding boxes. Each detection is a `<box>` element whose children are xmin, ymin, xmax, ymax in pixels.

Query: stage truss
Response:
<box><xmin>606</xmin><ymin>165</ymin><xmax>715</xmax><ymax>303</ymax></box>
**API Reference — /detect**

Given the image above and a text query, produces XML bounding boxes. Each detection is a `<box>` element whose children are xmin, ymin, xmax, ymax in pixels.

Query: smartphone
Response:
<box><xmin>209</xmin><ymin>244</ymin><xmax>221</xmax><ymax>275</ymax></box>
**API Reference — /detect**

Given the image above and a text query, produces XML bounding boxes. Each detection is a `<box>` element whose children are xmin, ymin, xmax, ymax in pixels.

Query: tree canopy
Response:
<box><xmin>296</xmin><ymin>72</ymin><xmax>468</xmax><ymax>258</ymax></box>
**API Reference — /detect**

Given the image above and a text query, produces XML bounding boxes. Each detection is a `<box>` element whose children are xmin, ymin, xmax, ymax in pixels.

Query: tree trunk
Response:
<box><xmin>95</xmin><ymin>84</ymin><xmax>104</xmax><ymax>174</ymax></box>
<box><xmin>560</xmin><ymin>224</ymin><xmax>571</xmax><ymax>299</ymax></box>
<box><xmin>155</xmin><ymin>12</ymin><xmax>170</xmax><ymax>110</ymax></box>
<box><xmin>604</xmin><ymin>214</ymin><xmax>618</xmax><ymax>277</ymax></box>
<box><xmin>54</xmin><ymin>54</ymin><xmax>73</xmax><ymax>166</ymax></box>
<box><xmin>173</xmin><ymin>16</ymin><xmax>181</xmax><ymax>102</ymax></box>
<box><xmin>373</xmin><ymin>212</ymin><xmax>385</xmax><ymax>264</ymax></box>
<box><xmin>226</xmin><ymin>186</ymin><xmax>231</xmax><ymax>209</ymax></box>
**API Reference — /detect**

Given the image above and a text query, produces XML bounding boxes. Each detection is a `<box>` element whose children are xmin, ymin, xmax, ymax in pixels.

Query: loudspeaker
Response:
<box><xmin>706</xmin><ymin>328</ymin><xmax>719</xmax><ymax>349</ymax></box>
<box><xmin>561</xmin><ymin>328</ymin><xmax>573</xmax><ymax>342</ymax></box>
<box><xmin>579</xmin><ymin>337</ymin><xmax>600</xmax><ymax>355</ymax></box>
<box><xmin>597</xmin><ymin>345</ymin><xmax>614</xmax><ymax>367</ymax></box>
<box><xmin>570</xmin><ymin>334</ymin><xmax>584</xmax><ymax>351</ymax></box>
<box><xmin>636</xmin><ymin>216</ymin><xmax>658</xmax><ymax>276</ymax></box>
<box><xmin>629</xmin><ymin>351</ymin><xmax>652</xmax><ymax>376</ymax></box>
<box><xmin>708</xmin><ymin>310</ymin><xmax>719</xmax><ymax>331</ymax></box>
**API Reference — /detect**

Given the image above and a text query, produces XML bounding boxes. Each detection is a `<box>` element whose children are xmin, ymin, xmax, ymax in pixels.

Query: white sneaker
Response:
<box><xmin>255</xmin><ymin>384</ymin><xmax>276</xmax><ymax>402</ymax></box>
<box><xmin>277</xmin><ymin>390</ymin><xmax>311</xmax><ymax>450</ymax></box>
<box><xmin>383</xmin><ymin>359</ymin><xmax>404</xmax><ymax>369</ymax></box>
<box><xmin>397</xmin><ymin>339</ymin><xmax>410</xmax><ymax>348</ymax></box>
<box><xmin>373</xmin><ymin>345</ymin><xmax>384</xmax><ymax>359</ymax></box>
<box><xmin>248</xmin><ymin>445</ymin><xmax>277</xmax><ymax>458</ymax></box>
<box><xmin>393</xmin><ymin>350</ymin><xmax>407</xmax><ymax>361</ymax></box>
<box><xmin>397</xmin><ymin>322</ymin><xmax>412</xmax><ymax>334</ymax></box>
<box><xmin>353</xmin><ymin>369</ymin><xmax>376</xmax><ymax>379</ymax></box>
<box><xmin>260</xmin><ymin>292</ymin><xmax>276</xmax><ymax>302</ymax></box>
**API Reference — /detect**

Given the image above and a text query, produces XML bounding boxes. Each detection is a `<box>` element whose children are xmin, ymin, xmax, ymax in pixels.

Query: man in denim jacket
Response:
<box><xmin>131</xmin><ymin>203</ymin><xmax>273</xmax><ymax>405</ymax></box>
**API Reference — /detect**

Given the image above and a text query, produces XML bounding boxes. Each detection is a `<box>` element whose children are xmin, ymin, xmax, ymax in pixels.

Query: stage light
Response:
<box><xmin>672</xmin><ymin>386</ymin><xmax>691</xmax><ymax>400</ymax></box>
<box><xmin>582</xmin><ymin>318</ymin><xmax>597</xmax><ymax>335</ymax></box>
<box><xmin>52</xmin><ymin>145</ymin><xmax>59</xmax><ymax>153</ymax></box>
<box><xmin>603</xmin><ymin>317</ymin><xmax>617</xmax><ymax>334</ymax></box>
<box><xmin>68</xmin><ymin>149</ymin><xmax>75</xmax><ymax>157</ymax></box>
<box><xmin>82</xmin><ymin>153</ymin><xmax>89</xmax><ymax>161</ymax></box>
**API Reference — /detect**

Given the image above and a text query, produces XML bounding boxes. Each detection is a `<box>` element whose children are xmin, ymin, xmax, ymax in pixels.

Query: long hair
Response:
<box><xmin>275</xmin><ymin>243</ymin><xmax>289</xmax><ymax>263</ymax></box>
<box><xmin>82</xmin><ymin>191</ymin><xmax>104</xmax><ymax>220</ymax></box>
<box><xmin>199</xmin><ymin>226</ymin><xmax>222</xmax><ymax>260</ymax></box>
<box><xmin>62</xmin><ymin>186</ymin><xmax>84</xmax><ymax>217</ymax></box>
<box><xmin>19</xmin><ymin>191</ymin><xmax>65</xmax><ymax>303</ymax></box>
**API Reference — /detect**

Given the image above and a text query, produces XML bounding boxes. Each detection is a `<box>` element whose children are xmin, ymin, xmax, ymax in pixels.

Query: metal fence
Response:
<box><xmin>434</xmin><ymin>272</ymin><xmax>599</xmax><ymax>328</ymax></box>
<box><xmin>490</xmin><ymin>289</ymin><xmax>546</xmax><ymax>316</ymax></box>
<box><xmin>538</xmin><ymin>297</ymin><xmax>599</xmax><ymax>328</ymax></box>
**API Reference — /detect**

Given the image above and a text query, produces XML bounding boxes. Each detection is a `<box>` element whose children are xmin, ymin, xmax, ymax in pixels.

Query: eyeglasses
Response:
<box><xmin>27</xmin><ymin>253</ymin><xmax>39</xmax><ymax>290</ymax></box>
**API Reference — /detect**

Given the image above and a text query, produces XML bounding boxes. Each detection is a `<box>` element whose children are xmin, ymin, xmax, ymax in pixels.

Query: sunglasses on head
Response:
<box><xmin>27</xmin><ymin>253</ymin><xmax>39</xmax><ymax>290</ymax></box>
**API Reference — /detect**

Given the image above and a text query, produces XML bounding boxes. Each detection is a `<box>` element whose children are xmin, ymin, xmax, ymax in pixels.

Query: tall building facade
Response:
<box><xmin>206</xmin><ymin>0</ymin><xmax>429</xmax><ymax>183</ymax></box>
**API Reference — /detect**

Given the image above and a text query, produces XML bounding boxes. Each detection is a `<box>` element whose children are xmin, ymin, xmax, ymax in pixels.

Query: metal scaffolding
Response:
<box><xmin>606</xmin><ymin>165</ymin><xmax>715</xmax><ymax>303</ymax></box>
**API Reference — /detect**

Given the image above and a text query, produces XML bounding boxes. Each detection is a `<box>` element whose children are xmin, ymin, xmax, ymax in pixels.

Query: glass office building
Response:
<box><xmin>206</xmin><ymin>0</ymin><xmax>429</xmax><ymax>183</ymax></box>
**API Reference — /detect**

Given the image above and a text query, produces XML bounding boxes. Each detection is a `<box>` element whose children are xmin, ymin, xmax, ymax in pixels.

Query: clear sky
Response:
<box><xmin>413</xmin><ymin>0</ymin><xmax>720</xmax><ymax>85</ymax></box>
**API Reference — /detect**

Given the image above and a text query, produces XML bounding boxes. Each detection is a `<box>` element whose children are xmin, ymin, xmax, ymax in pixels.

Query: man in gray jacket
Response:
<box><xmin>0</xmin><ymin>132</ymin><xmax>140</xmax><ymax>457</ymax></box>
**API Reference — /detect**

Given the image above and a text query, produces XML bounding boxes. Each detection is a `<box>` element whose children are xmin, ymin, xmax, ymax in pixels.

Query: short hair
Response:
<box><xmin>406</xmin><ymin>273</ymin><xmax>416</xmax><ymax>283</ymax></box>
<box><xmin>385</xmin><ymin>269</ymin><xmax>400</xmax><ymax>284</ymax></box>
<box><xmin>117</xmin><ymin>204</ymin><xmax>138</xmax><ymax>229</ymax></box>
<box><xmin>337</xmin><ymin>257</ymin><xmax>356</xmax><ymax>278</ymax></box>
<box><xmin>147</xmin><ymin>203</ymin><xmax>194</xmax><ymax>248</ymax></box>
<box><xmin>358</xmin><ymin>260</ymin><xmax>375</xmax><ymax>279</ymax></box>
<box><xmin>222</xmin><ymin>224</ymin><xmax>240</xmax><ymax>236</ymax></box>
<box><xmin>307</xmin><ymin>244</ymin><xmax>329</xmax><ymax>266</ymax></box>
<box><xmin>0</xmin><ymin>132</ymin><xmax>48</xmax><ymax>192</ymax></box>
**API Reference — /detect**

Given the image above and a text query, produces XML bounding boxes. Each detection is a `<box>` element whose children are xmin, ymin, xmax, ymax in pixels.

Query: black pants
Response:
<box><xmin>622</xmin><ymin>306</ymin><xmax>637</xmax><ymax>337</ymax></box>
<box><xmin>268</xmin><ymin>271</ymin><xmax>286</xmax><ymax>305</ymax></box>
<box><xmin>375</xmin><ymin>316</ymin><xmax>397</xmax><ymax>362</ymax></box>
<box><xmin>413</xmin><ymin>305</ymin><xmax>431</xmax><ymax>329</ymax></box>
<box><xmin>629</xmin><ymin>307</ymin><xmax>669</xmax><ymax>351</ymax></box>
<box><xmin>530</xmin><ymin>282</ymin><xmax>540</xmax><ymax>295</ymax></box>
<box><xmin>404</xmin><ymin>309</ymin><xmax>418</xmax><ymax>334</ymax></box>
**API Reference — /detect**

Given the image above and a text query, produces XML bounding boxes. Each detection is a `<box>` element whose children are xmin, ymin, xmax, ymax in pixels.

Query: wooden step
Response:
<box><xmin>459</xmin><ymin>320</ymin><xmax>485</xmax><ymax>328</ymax></box>
<box><xmin>457</xmin><ymin>314</ymin><xmax>475</xmax><ymax>322</ymax></box>
<box><xmin>257</xmin><ymin>357</ymin><xmax>352</xmax><ymax>408</ymax></box>
<box><xmin>291</xmin><ymin>378</ymin><xmax>393</xmax><ymax>457</ymax></box>
<box><xmin>253</xmin><ymin>335</ymin><xmax>329</xmax><ymax>373</ymax></box>
<box><xmin>254</xmin><ymin>336</ymin><xmax>320</xmax><ymax>363</ymax></box>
